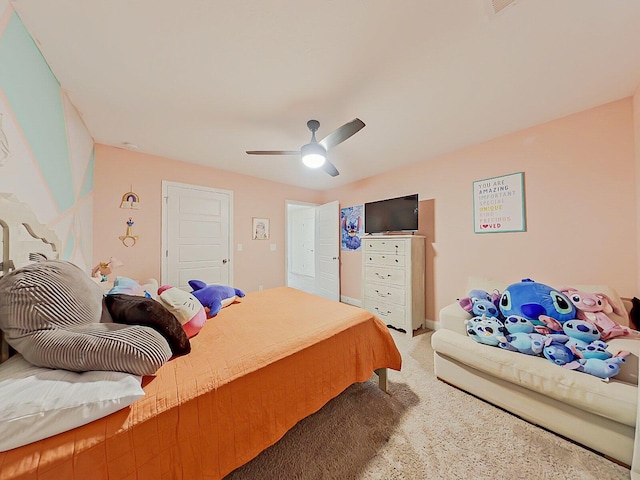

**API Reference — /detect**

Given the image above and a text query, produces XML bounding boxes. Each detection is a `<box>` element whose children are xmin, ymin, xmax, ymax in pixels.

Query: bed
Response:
<box><xmin>0</xmin><ymin>193</ymin><xmax>402</xmax><ymax>480</ymax></box>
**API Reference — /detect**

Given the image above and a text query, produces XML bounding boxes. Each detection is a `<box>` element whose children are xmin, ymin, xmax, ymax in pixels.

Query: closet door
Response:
<box><xmin>162</xmin><ymin>181</ymin><xmax>232</xmax><ymax>290</ymax></box>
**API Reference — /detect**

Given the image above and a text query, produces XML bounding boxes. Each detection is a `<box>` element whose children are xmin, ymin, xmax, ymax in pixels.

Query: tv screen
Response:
<box><xmin>364</xmin><ymin>194</ymin><xmax>418</xmax><ymax>234</ymax></box>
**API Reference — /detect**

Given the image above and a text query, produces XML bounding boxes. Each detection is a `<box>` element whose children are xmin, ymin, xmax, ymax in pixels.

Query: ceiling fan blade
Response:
<box><xmin>322</xmin><ymin>159</ymin><xmax>339</xmax><ymax>177</ymax></box>
<box><xmin>246</xmin><ymin>150</ymin><xmax>299</xmax><ymax>155</ymax></box>
<box><xmin>318</xmin><ymin>118</ymin><xmax>365</xmax><ymax>150</ymax></box>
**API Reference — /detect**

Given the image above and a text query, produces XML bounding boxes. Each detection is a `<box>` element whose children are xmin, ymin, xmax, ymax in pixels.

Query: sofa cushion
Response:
<box><xmin>431</xmin><ymin>328</ymin><xmax>637</xmax><ymax>427</ymax></box>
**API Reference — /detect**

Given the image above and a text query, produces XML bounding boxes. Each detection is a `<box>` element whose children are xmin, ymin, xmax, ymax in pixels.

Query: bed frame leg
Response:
<box><xmin>375</xmin><ymin>368</ymin><xmax>388</xmax><ymax>393</ymax></box>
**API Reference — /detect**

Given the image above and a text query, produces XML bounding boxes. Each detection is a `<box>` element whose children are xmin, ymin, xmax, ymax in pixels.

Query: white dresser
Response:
<box><xmin>362</xmin><ymin>235</ymin><xmax>425</xmax><ymax>335</ymax></box>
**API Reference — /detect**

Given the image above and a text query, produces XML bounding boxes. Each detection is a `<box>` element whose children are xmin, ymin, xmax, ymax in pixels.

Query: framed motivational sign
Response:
<box><xmin>473</xmin><ymin>172</ymin><xmax>526</xmax><ymax>234</ymax></box>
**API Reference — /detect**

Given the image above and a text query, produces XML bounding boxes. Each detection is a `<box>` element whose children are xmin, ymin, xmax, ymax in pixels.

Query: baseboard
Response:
<box><xmin>424</xmin><ymin>319</ymin><xmax>439</xmax><ymax>330</ymax></box>
<box><xmin>340</xmin><ymin>295</ymin><xmax>362</xmax><ymax>307</ymax></box>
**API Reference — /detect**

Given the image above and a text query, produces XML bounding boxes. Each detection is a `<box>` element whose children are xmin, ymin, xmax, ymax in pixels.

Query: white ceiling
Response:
<box><xmin>11</xmin><ymin>0</ymin><xmax>640</xmax><ymax>191</ymax></box>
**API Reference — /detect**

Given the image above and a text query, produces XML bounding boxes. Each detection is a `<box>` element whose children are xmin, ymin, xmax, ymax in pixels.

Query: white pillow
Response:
<box><xmin>0</xmin><ymin>355</ymin><xmax>144</xmax><ymax>451</ymax></box>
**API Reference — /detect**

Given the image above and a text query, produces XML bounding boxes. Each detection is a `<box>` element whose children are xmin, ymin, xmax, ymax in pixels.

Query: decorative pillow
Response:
<box><xmin>0</xmin><ymin>260</ymin><xmax>172</xmax><ymax>375</ymax></box>
<box><xmin>157</xmin><ymin>285</ymin><xmax>207</xmax><ymax>338</ymax></box>
<box><xmin>0</xmin><ymin>354</ymin><xmax>145</xmax><ymax>452</ymax></box>
<box><xmin>105</xmin><ymin>293</ymin><xmax>191</xmax><ymax>356</ymax></box>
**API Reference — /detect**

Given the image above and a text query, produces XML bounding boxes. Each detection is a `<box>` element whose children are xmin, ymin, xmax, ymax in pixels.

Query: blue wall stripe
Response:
<box><xmin>0</xmin><ymin>13</ymin><xmax>74</xmax><ymax>212</ymax></box>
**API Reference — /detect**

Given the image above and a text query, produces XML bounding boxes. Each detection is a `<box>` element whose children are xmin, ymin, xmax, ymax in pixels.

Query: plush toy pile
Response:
<box><xmin>461</xmin><ymin>278</ymin><xmax>637</xmax><ymax>382</ymax></box>
<box><xmin>154</xmin><ymin>280</ymin><xmax>246</xmax><ymax>337</ymax></box>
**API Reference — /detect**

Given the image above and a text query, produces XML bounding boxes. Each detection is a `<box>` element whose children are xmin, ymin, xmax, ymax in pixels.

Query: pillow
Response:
<box><xmin>0</xmin><ymin>354</ymin><xmax>144</xmax><ymax>452</ymax></box>
<box><xmin>105</xmin><ymin>294</ymin><xmax>191</xmax><ymax>356</ymax></box>
<box><xmin>0</xmin><ymin>260</ymin><xmax>172</xmax><ymax>375</ymax></box>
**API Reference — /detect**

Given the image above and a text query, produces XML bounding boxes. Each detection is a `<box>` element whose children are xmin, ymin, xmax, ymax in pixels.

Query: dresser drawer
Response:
<box><xmin>364</xmin><ymin>265</ymin><xmax>406</xmax><ymax>287</ymax></box>
<box><xmin>364</xmin><ymin>299</ymin><xmax>407</xmax><ymax>330</ymax></box>
<box><xmin>364</xmin><ymin>253</ymin><xmax>406</xmax><ymax>268</ymax></box>
<box><xmin>364</xmin><ymin>283</ymin><xmax>406</xmax><ymax>306</ymax></box>
<box><xmin>362</xmin><ymin>238</ymin><xmax>406</xmax><ymax>254</ymax></box>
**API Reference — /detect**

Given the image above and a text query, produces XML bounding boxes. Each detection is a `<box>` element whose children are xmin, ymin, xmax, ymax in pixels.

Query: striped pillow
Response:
<box><xmin>0</xmin><ymin>260</ymin><xmax>172</xmax><ymax>376</ymax></box>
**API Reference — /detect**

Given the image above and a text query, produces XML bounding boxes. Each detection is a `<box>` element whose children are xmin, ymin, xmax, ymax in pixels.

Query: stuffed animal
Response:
<box><xmin>465</xmin><ymin>315</ymin><xmax>506</xmax><ymax>346</ymax></box>
<box><xmin>188</xmin><ymin>280</ymin><xmax>246</xmax><ymax>317</ymax></box>
<box><xmin>580</xmin><ymin>340</ymin><xmax>612</xmax><ymax>360</ymax></box>
<box><xmin>459</xmin><ymin>289</ymin><xmax>501</xmax><ymax>318</ymax></box>
<box><xmin>564</xmin><ymin>346</ymin><xmax>629</xmax><ymax>381</ymax></box>
<box><xmin>502</xmin><ymin>315</ymin><xmax>535</xmax><ymax>334</ymax></box>
<box><xmin>543</xmin><ymin>340</ymin><xmax>576</xmax><ymax>366</ymax></box>
<box><xmin>562</xmin><ymin>319</ymin><xmax>601</xmax><ymax>351</ymax></box>
<box><xmin>497</xmin><ymin>332</ymin><xmax>548</xmax><ymax>355</ymax></box>
<box><xmin>561</xmin><ymin>287</ymin><xmax>639</xmax><ymax>341</ymax></box>
<box><xmin>157</xmin><ymin>285</ymin><xmax>207</xmax><ymax>338</ymax></box>
<box><xmin>107</xmin><ymin>276</ymin><xmax>152</xmax><ymax>298</ymax></box>
<box><xmin>499</xmin><ymin>279</ymin><xmax>576</xmax><ymax>333</ymax></box>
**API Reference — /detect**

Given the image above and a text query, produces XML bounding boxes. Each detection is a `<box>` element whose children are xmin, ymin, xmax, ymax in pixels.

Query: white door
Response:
<box><xmin>162</xmin><ymin>181</ymin><xmax>232</xmax><ymax>290</ymax></box>
<box><xmin>314</xmin><ymin>200</ymin><xmax>340</xmax><ymax>301</ymax></box>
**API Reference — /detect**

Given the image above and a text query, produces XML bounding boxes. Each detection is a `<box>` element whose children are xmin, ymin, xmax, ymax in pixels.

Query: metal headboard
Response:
<box><xmin>0</xmin><ymin>193</ymin><xmax>61</xmax><ymax>363</ymax></box>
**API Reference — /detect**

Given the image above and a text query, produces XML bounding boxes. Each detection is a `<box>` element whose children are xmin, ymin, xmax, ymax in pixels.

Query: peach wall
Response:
<box><xmin>634</xmin><ymin>86</ymin><xmax>640</xmax><ymax>290</ymax></box>
<box><xmin>93</xmin><ymin>144</ymin><xmax>322</xmax><ymax>293</ymax></box>
<box><xmin>323</xmin><ymin>98</ymin><xmax>638</xmax><ymax>321</ymax></box>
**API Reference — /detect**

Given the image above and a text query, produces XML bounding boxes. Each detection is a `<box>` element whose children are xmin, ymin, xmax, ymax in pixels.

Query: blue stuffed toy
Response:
<box><xmin>543</xmin><ymin>340</ymin><xmax>575</xmax><ymax>366</ymax></box>
<box><xmin>562</xmin><ymin>319</ymin><xmax>601</xmax><ymax>351</ymax></box>
<box><xmin>459</xmin><ymin>289</ymin><xmax>502</xmax><ymax>319</ymax></box>
<box><xmin>499</xmin><ymin>279</ymin><xmax>576</xmax><ymax>333</ymax></box>
<box><xmin>465</xmin><ymin>315</ymin><xmax>506</xmax><ymax>346</ymax></box>
<box><xmin>502</xmin><ymin>315</ymin><xmax>535</xmax><ymax>334</ymax></box>
<box><xmin>188</xmin><ymin>280</ymin><xmax>245</xmax><ymax>317</ymax></box>
<box><xmin>580</xmin><ymin>340</ymin><xmax>612</xmax><ymax>360</ymax></box>
<box><xmin>564</xmin><ymin>347</ymin><xmax>629</xmax><ymax>381</ymax></box>
<box><xmin>497</xmin><ymin>332</ymin><xmax>548</xmax><ymax>355</ymax></box>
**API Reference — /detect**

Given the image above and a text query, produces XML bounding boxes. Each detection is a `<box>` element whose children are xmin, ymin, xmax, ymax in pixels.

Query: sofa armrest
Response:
<box><xmin>439</xmin><ymin>302</ymin><xmax>472</xmax><ymax>336</ymax></box>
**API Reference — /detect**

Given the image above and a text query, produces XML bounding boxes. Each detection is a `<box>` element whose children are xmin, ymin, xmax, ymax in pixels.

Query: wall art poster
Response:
<box><xmin>473</xmin><ymin>172</ymin><xmax>526</xmax><ymax>233</ymax></box>
<box><xmin>252</xmin><ymin>217</ymin><xmax>270</xmax><ymax>240</ymax></box>
<box><xmin>341</xmin><ymin>205</ymin><xmax>363</xmax><ymax>251</ymax></box>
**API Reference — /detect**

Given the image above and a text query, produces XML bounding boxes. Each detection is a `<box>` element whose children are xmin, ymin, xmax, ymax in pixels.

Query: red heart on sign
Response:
<box><xmin>481</xmin><ymin>224</ymin><xmax>489</xmax><ymax>229</ymax></box>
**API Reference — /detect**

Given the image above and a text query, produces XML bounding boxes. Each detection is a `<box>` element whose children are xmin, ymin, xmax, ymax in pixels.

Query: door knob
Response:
<box><xmin>222</xmin><ymin>259</ymin><xmax>228</xmax><ymax>264</ymax></box>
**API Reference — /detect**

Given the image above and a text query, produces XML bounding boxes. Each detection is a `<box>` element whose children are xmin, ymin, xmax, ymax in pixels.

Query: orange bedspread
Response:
<box><xmin>0</xmin><ymin>287</ymin><xmax>402</xmax><ymax>480</ymax></box>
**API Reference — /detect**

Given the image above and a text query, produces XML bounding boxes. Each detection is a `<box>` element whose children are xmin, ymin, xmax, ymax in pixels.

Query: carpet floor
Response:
<box><xmin>224</xmin><ymin>329</ymin><xmax>631</xmax><ymax>479</ymax></box>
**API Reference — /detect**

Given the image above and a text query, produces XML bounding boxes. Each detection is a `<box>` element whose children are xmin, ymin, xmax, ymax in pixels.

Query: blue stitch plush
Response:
<box><xmin>459</xmin><ymin>289</ymin><xmax>502</xmax><ymax>319</ymax></box>
<box><xmin>465</xmin><ymin>315</ymin><xmax>506</xmax><ymax>346</ymax></box>
<box><xmin>499</xmin><ymin>279</ymin><xmax>576</xmax><ymax>331</ymax></box>
<box><xmin>188</xmin><ymin>280</ymin><xmax>245</xmax><ymax>317</ymax></box>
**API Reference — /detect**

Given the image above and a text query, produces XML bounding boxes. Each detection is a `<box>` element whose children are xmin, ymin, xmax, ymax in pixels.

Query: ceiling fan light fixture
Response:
<box><xmin>301</xmin><ymin>143</ymin><xmax>326</xmax><ymax>168</ymax></box>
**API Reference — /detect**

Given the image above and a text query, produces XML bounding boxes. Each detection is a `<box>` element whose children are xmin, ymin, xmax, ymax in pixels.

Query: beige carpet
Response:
<box><xmin>224</xmin><ymin>330</ymin><xmax>630</xmax><ymax>479</ymax></box>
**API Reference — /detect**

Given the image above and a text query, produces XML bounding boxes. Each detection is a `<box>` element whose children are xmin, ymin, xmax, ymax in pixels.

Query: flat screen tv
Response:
<box><xmin>364</xmin><ymin>194</ymin><xmax>418</xmax><ymax>234</ymax></box>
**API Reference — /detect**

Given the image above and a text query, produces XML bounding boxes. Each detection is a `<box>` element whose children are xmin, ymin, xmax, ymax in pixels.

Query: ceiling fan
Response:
<box><xmin>246</xmin><ymin>118</ymin><xmax>365</xmax><ymax>177</ymax></box>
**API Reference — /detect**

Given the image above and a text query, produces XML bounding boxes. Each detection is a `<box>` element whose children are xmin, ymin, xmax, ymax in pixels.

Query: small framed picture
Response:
<box><xmin>252</xmin><ymin>217</ymin><xmax>270</xmax><ymax>240</ymax></box>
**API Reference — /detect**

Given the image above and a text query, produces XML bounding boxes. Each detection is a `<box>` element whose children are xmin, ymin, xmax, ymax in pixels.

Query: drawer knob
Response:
<box><xmin>375</xmin><ymin>290</ymin><xmax>391</xmax><ymax>297</ymax></box>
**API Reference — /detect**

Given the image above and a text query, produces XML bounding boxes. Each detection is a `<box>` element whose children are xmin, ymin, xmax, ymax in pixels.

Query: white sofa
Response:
<box><xmin>431</xmin><ymin>279</ymin><xmax>640</xmax><ymax>469</ymax></box>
